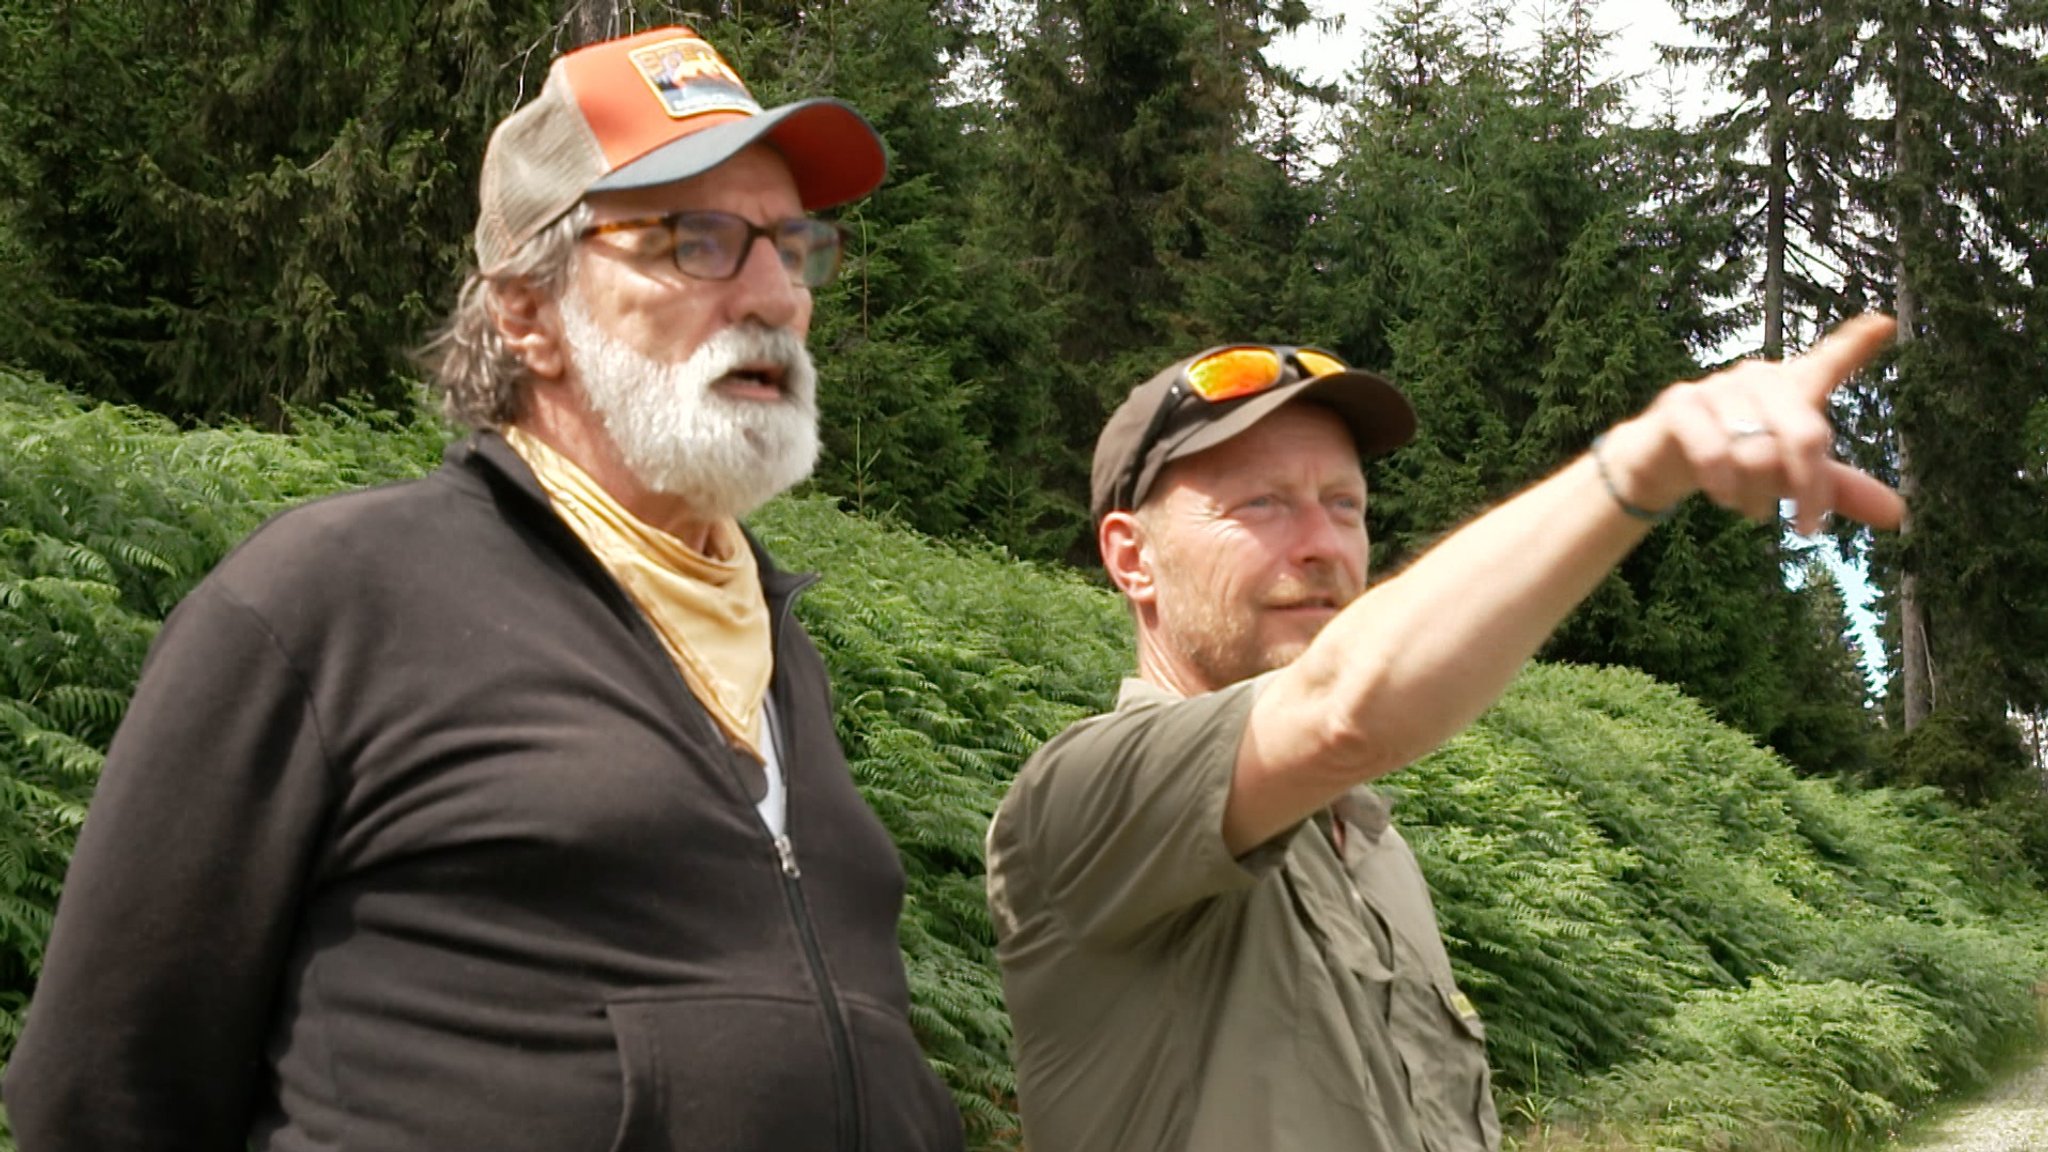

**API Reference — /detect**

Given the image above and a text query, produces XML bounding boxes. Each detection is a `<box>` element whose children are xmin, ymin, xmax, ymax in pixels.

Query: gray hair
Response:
<box><xmin>418</xmin><ymin>204</ymin><xmax>592</xmax><ymax>429</ymax></box>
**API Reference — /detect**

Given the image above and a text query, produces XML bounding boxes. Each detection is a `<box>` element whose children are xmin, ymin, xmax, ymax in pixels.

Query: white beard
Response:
<box><xmin>559</xmin><ymin>295</ymin><xmax>820</xmax><ymax>520</ymax></box>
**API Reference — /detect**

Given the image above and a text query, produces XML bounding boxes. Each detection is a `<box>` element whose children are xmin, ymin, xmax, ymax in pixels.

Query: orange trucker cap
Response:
<box><xmin>474</xmin><ymin>26</ymin><xmax>887</xmax><ymax>272</ymax></box>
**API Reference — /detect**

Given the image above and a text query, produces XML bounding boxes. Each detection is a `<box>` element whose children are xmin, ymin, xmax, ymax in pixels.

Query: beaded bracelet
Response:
<box><xmin>1590</xmin><ymin>433</ymin><xmax>1673</xmax><ymax>523</ymax></box>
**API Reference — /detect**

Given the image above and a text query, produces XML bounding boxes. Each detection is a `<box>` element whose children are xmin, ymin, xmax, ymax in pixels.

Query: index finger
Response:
<box><xmin>1795</xmin><ymin>314</ymin><xmax>1896</xmax><ymax>406</ymax></box>
<box><xmin>1826</xmin><ymin>461</ymin><xmax>1904</xmax><ymax>532</ymax></box>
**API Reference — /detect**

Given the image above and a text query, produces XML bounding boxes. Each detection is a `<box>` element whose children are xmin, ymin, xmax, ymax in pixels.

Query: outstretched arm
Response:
<box><xmin>1224</xmin><ymin>315</ymin><xmax>1901</xmax><ymax>854</ymax></box>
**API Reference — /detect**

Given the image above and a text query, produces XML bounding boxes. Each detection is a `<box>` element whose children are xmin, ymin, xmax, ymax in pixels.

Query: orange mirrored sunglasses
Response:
<box><xmin>1116</xmin><ymin>344</ymin><xmax>1352</xmax><ymax>512</ymax></box>
<box><xmin>1185</xmin><ymin>345</ymin><xmax>1349</xmax><ymax>401</ymax></box>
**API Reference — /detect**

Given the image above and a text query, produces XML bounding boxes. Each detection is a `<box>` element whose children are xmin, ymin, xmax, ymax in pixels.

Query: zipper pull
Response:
<box><xmin>773</xmin><ymin>834</ymin><xmax>801</xmax><ymax>878</ymax></box>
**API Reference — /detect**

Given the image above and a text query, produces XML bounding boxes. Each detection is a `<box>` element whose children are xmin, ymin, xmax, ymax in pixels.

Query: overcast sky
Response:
<box><xmin>1266</xmin><ymin>0</ymin><xmax>1728</xmax><ymax>122</ymax></box>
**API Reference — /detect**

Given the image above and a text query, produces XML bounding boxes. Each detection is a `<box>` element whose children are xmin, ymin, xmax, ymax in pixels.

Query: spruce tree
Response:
<box><xmin>1844</xmin><ymin>0</ymin><xmax>2048</xmax><ymax>726</ymax></box>
<box><xmin>1654</xmin><ymin>0</ymin><xmax>2048</xmax><ymax>752</ymax></box>
<box><xmin>1767</xmin><ymin>557</ymin><xmax>1882</xmax><ymax>776</ymax></box>
<box><xmin>1672</xmin><ymin>0</ymin><xmax>1863</xmax><ymax>357</ymax></box>
<box><xmin>0</xmin><ymin>0</ymin><xmax>569</xmax><ymax>419</ymax></box>
<box><xmin>993</xmin><ymin>0</ymin><xmax>1316</xmax><ymax>558</ymax></box>
<box><xmin>1307</xmin><ymin>0</ymin><xmax>1819</xmax><ymax>739</ymax></box>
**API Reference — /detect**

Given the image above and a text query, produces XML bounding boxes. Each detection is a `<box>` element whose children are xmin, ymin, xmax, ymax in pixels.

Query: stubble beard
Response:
<box><xmin>1151</xmin><ymin>546</ymin><xmax>1358</xmax><ymax>691</ymax></box>
<box><xmin>559</xmin><ymin>293</ymin><xmax>820</xmax><ymax>521</ymax></box>
<box><xmin>1157</xmin><ymin>590</ymin><xmax>1277</xmax><ymax>692</ymax></box>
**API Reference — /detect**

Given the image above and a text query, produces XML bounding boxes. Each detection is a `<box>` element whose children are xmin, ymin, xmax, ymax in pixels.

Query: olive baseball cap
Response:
<box><xmin>1091</xmin><ymin>346</ymin><xmax>1417</xmax><ymax>523</ymax></box>
<box><xmin>474</xmin><ymin>25</ymin><xmax>887</xmax><ymax>273</ymax></box>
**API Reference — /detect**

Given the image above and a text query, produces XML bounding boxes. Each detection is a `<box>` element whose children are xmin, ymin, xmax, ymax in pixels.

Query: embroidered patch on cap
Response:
<box><xmin>629</xmin><ymin>35</ymin><xmax>760</xmax><ymax>119</ymax></box>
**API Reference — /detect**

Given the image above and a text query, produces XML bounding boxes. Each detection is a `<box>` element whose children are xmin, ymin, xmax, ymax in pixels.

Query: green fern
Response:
<box><xmin>3</xmin><ymin>368</ymin><xmax>2046</xmax><ymax>1152</ymax></box>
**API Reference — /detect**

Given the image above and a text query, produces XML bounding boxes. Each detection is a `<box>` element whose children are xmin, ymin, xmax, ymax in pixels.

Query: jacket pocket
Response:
<box><xmin>840</xmin><ymin>996</ymin><xmax>966</xmax><ymax>1152</ymax></box>
<box><xmin>604</xmin><ymin>993</ymin><xmax>842</xmax><ymax>1152</ymax></box>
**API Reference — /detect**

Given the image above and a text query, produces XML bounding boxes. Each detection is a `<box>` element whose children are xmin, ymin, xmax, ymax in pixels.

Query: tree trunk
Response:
<box><xmin>1894</xmin><ymin>32</ymin><xmax>1934</xmax><ymax>731</ymax></box>
<box><xmin>1898</xmin><ymin>416</ymin><xmax>1933</xmax><ymax>729</ymax></box>
<box><xmin>565</xmin><ymin>0</ymin><xmax>629</xmax><ymax>47</ymax></box>
<box><xmin>1762</xmin><ymin>28</ymin><xmax>1787</xmax><ymax>361</ymax></box>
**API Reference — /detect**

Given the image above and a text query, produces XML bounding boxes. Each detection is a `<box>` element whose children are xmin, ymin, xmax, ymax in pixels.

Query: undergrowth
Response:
<box><xmin>3</xmin><ymin>369</ymin><xmax>2044</xmax><ymax>1150</ymax></box>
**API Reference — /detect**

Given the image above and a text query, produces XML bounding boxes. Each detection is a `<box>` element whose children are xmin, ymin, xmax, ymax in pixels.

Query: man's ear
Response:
<box><xmin>490</xmin><ymin>278</ymin><xmax>568</xmax><ymax>382</ymax></box>
<box><xmin>1099</xmin><ymin>509</ymin><xmax>1157</xmax><ymax>608</ymax></box>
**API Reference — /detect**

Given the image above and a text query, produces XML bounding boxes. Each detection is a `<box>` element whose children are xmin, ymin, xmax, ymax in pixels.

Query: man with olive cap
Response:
<box><xmin>7</xmin><ymin>26</ymin><xmax>964</xmax><ymax>1152</ymax></box>
<box><xmin>986</xmin><ymin>322</ymin><xmax>1903</xmax><ymax>1151</ymax></box>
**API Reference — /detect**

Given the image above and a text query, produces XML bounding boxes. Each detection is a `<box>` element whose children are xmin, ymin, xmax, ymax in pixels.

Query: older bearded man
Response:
<box><xmin>987</xmin><ymin>326</ymin><xmax>1903</xmax><ymax>1152</ymax></box>
<box><xmin>5</xmin><ymin>27</ymin><xmax>965</xmax><ymax>1152</ymax></box>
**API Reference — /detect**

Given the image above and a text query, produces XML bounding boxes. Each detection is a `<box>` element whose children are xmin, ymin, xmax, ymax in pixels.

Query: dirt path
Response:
<box><xmin>1897</xmin><ymin>1056</ymin><xmax>2048</xmax><ymax>1151</ymax></box>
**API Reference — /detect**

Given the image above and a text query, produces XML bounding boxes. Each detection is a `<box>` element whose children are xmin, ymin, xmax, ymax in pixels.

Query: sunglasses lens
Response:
<box><xmin>1185</xmin><ymin>347</ymin><xmax>1284</xmax><ymax>402</ymax></box>
<box><xmin>1295</xmin><ymin>349</ymin><xmax>1348</xmax><ymax>378</ymax></box>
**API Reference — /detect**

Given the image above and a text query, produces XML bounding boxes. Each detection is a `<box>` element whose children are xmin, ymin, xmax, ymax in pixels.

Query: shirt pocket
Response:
<box><xmin>1282</xmin><ymin>856</ymin><xmax>1394</xmax><ymax>985</ymax></box>
<box><xmin>1283</xmin><ymin>864</ymin><xmax>1402</xmax><ymax>1118</ymax></box>
<box><xmin>1436</xmin><ymin>983</ymin><xmax>1503</xmax><ymax>1148</ymax></box>
<box><xmin>1391</xmin><ymin>978</ymin><xmax>1500</xmax><ymax>1152</ymax></box>
<box><xmin>1440</xmin><ymin>983</ymin><xmax>1486</xmax><ymax>1042</ymax></box>
<box><xmin>603</xmin><ymin>992</ymin><xmax>841</xmax><ymax>1152</ymax></box>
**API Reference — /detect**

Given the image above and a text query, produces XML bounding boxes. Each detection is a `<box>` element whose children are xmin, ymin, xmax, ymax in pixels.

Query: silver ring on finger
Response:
<box><xmin>1725</xmin><ymin>418</ymin><xmax>1773</xmax><ymax>440</ymax></box>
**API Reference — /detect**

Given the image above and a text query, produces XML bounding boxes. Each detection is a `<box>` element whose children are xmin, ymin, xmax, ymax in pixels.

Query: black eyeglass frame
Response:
<box><xmin>579</xmin><ymin>209</ymin><xmax>848</xmax><ymax>288</ymax></box>
<box><xmin>1113</xmin><ymin>344</ymin><xmax>1352</xmax><ymax>514</ymax></box>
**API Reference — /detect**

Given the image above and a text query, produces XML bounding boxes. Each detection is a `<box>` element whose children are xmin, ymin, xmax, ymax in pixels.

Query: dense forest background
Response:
<box><xmin>1</xmin><ymin>0</ymin><xmax>2046</xmax><ymax>1146</ymax></box>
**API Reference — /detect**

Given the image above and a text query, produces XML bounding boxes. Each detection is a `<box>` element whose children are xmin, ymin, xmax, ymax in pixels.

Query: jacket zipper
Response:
<box><xmin>763</xmin><ymin>585</ymin><xmax>863</xmax><ymax>1152</ymax></box>
<box><xmin>621</xmin><ymin>567</ymin><xmax>864</xmax><ymax>1151</ymax></box>
<box><xmin>770</xmin><ymin>840</ymin><xmax>861</xmax><ymax>1151</ymax></box>
<box><xmin>507</xmin><ymin>470</ymin><xmax>863</xmax><ymax>1152</ymax></box>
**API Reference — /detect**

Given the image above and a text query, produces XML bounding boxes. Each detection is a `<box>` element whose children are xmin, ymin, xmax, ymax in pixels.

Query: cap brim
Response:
<box><xmin>1165</xmin><ymin>369</ymin><xmax>1416</xmax><ymax>465</ymax></box>
<box><xmin>587</xmin><ymin>97</ymin><xmax>887</xmax><ymax>211</ymax></box>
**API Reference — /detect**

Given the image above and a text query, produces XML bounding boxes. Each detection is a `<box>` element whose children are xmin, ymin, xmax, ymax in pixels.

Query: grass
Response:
<box><xmin>1870</xmin><ymin>989</ymin><xmax>2048</xmax><ymax>1150</ymax></box>
<box><xmin>1506</xmin><ymin>990</ymin><xmax>2048</xmax><ymax>1151</ymax></box>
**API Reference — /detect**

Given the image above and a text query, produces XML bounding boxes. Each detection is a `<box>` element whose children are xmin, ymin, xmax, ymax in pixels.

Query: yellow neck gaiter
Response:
<box><xmin>505</xmin><ymin>427</ymin><xmax>771</xmax><ymax>759</ymax></box>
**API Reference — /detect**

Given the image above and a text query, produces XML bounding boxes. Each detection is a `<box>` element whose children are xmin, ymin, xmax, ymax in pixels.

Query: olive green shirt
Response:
<box><xmin>986</xmin><ymin>677</ymin><xmax>1500</xmax><ymax>1152</ymax></box>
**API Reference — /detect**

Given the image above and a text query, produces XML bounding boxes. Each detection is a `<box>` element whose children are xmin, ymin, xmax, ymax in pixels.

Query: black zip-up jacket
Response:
<box><xmin>4</xmin><ymin>434</ymin><xmax>965</xmax><ymax>1152</ymax></box>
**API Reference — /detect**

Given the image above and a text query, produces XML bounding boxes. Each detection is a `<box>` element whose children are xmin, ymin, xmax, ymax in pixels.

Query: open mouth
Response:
<box><xmin>718</xmin><ymin>362</ymin><xmax>788</xmax><ymax>398</ymax></box>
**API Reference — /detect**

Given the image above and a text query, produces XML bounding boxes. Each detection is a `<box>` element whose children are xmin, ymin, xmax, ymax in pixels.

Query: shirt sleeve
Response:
<box><xmin>986</xmin><ymin>677</ymin><xmax>1294</xmax><ymax>946</ymax></box>
<box><xmin>3</xmin><ymin>581</ymin><xmax>337</xmax><ymax>1151</ymax></box>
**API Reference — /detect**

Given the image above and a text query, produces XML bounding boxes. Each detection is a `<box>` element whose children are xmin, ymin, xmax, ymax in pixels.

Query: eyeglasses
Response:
<box><xmin>580</xmin><ymin>210</ymin><xmax>847</xmax><ymax>287</ymax></box>
<box><xmin>1115</xmin><ymin>344</ymin><xmax>1352</xmax><ymax>513</ymax></box>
